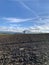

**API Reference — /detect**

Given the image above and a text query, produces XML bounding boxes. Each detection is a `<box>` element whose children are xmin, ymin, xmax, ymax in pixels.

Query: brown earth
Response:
<box><xmin>0</xmin><ymin>33</ymin><xmax>49</xmax><ymax>65</ymax></box>
<box><xmin>0</xmin><ymin>33</ymin><xmax>49</xmax><ymax>43</ymax></box>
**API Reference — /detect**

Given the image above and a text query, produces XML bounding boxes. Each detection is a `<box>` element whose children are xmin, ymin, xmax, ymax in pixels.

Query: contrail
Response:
<box><xmin>19</xmin><ymin>1</ymin><xmax>40</xmax><ymax>19</ymax></box>
<box><xmin>9</xmin><ymin>0</ymin><xmax>41</xmax><ymax>20</ymax></box>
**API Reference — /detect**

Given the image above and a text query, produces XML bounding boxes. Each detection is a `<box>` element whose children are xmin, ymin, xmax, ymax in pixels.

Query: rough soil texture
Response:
<box><xmin>0</xmin><ymin>33</ymin><xmax>49</xmax><ymax>43</ymax></box>
<box><xmin>0</xmin><ymin>33</ymin><xmax>49</xmax><ymax>65</ymax></box>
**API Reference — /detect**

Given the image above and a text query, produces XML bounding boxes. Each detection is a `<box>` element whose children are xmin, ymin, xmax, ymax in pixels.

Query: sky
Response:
<box><xmin>0</xmin><ymin>0</ymin><xmax>49</xmax><ymax>33</ymax></box>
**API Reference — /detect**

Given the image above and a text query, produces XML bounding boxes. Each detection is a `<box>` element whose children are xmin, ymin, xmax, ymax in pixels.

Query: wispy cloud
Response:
<box><xmin>2</xmin><ymin>17</ymin><xmax>32</xmax><ymax>23</ymax></box>
<box><xmin>0</xmin><ymin>24</ymin><xmax>49</xmax><ymax>33</ymax></box>
<box><xmin>29</xmin><ymin>25</ymin><xmax>49</xmax><ymax>33</ymax></box>
<box><xmin>0</xmin><ymin>16</ymin><xmax>49</xmax><ymax>33</ymax></box>
<box><xmin>1</xmin><ymin>16</ymin><xmax>49</xmax><ymax>25</ymax></box>
<box><xmin>0</xmin><ymin>26</ymin><xmax>26</xmax><ymax>32</ymax></box>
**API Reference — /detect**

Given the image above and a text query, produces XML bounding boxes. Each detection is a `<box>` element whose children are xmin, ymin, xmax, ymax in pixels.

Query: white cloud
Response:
<box><xmin>31</xmin><ymin>16</ymin><xmax>49</xmax><ymax>24</ymax></box>
<box><xmin>28</xmin><ymin>24</ymin><xmax>49</xmax><ymax>33</ymax></box>
<box><xmin>0</xmin><ymin>26</ymin><xmax>26</xmax><ymax>32</ymax></box>
<box><xmin>0</xmin><ymin>16</ymin><xmax>49</xmax><ymax>33</ymax></box>
<box><xmin>0</xmin><ymin>24</ymin><xmax>49</xmax><ymax>33</ymax></box>
<box><xmin>2</xmin><ymin>17</ymin><xmax>32</xmax><ymax>23</ymax></box>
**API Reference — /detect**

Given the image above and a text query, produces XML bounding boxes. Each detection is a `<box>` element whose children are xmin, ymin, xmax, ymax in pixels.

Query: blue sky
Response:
<box><xmin>0</xmin><ymin>0</ymin><xmax>49</xmax><ymax>33</ymax></box>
